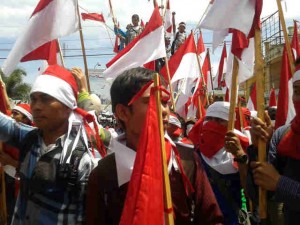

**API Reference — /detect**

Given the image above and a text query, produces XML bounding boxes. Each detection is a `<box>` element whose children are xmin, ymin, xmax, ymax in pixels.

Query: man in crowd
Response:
<box><xmin>249</xmin><ymin>58</ymin><xmax>300</xmax><ymax>225</ymax></box>
<box><xmin>86</xmin><ymin>67</ymin><xmax>223</xmax><ymax>225</ymax></box>
<box><xmin>0</xmin><ymin>64</ymin><xmax>98</xmax><ymax>225</ymax></box>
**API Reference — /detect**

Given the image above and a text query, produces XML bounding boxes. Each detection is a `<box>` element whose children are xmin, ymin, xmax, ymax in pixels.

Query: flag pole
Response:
<box><xmin>108</xmin><ymin>0</ymin><xmax>117</xmax><ymax>26</ymax></box>
<box><xmin>0</xmin><ymin>164</ymin><xmax>7</xmax><ymax>225</ymax></box>
<box><xmin>154</xmin><ymin>73</ymin><xmax>174</xmax><ymax>225</ymax></box>
<box><xmin>254</xmin><ymin>26</ymin><xmax>267</xmax><ymax>219</ymax></box>
<box><xmin>76</xmin><ymin>4</ymin><xmax>91</xmax><ymax>92</ymax></box>
<box><xmin>276</xmin><ymin>0</ymin><xmax>295</xmax><ymax>74</ymax></box>
<box><xmin>227</xmin><ymin>56</ymin><xmax>239</xmax><ymax>130</ymax></box>
<box><xmin>57</xmin><ymin>39</ymin><xmax>65</xmax><ymax>68</ymax></box>
<box><xmin>207</xmin><ymin>48</ymin><xmax>215</xmax><ymax>96</ymax></box>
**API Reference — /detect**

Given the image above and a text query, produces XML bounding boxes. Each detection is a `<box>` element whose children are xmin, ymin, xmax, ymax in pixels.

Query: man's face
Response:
<box><xmin>132</xmin><ymin>16</ymin><xmax>139</xmax><ymax>26</ymax></box>
<box><xmin>204</xmin><ymin>116</ymin><xmax>228</xmax><ymax>127</ymax></box>
<box><xmin>30</xmin><ymin>92</ymin><xmax>71</xmax><ymax>133</ymax></box>
<box><xmin>178</xmin><ymin>25</ymin><xmax>185</xmax><ymax>33</ymax></box>
<box><xmin>12</xmin><ymin>110</ymin><xmax>28</xmax><ymax>124</ymax></box>
<box><xmin>116</xmin><ymin>84</ymin><xmax>170</xmax><ymax>150</ymax></box>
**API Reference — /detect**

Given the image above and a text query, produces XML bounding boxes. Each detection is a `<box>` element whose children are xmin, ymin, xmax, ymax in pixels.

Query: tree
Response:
<box><xmin>0</xmin><ymin>69</ymin><xmax>31</xmax><ymax>102</ymax></box>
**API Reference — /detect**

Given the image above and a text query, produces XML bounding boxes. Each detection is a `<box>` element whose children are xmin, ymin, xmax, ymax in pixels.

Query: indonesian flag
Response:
<box><xmin>247</xmin><ymin>83</ymin><xmax>257</xmax><ymax>111</ymax></box>
<box><xmin>213</xmin><ymin>42</ymin><xmax>227</xmax><ymax>89</ymax></box>
<box><xmin>199</xmin><ymin>0</ymin><xmax>256</xmax><ymax>37</ymax></box>
<box><xmin>224</xmin><ymin>87</ymin><xmax>230</xmax><ymax>102</ymax></box>
<box><xmin>1</xmin><ymin>0</ymin><xmax>79</xmax><ymax>76</ymax></box>
<box><xmin>275</xmin><ymin>47</ymin><xmax>295</xmax><ymax>129</ymax></box>
<box><xmin>160</xmin><ymin>33</ymin><xmax>199</xmax><ymax>84</ymax></box>
<box><xmin>81</xmin><ymin>13</ymin><xmax>106</xmax><ymax>23</ymax></box>
<box><xmin>141</xmin><ymin>19</ymin><xmax>145</xmax><ymax>28</ymax></box>
<box><xmin>103</xmin><ymin>6</ymin><xmax>166</xmax><ymax>78</ymax></box>
<box><xmin>269</xmin><ymin>87</ymin><xmax>277</xmax><ymax>107</ymax></box>
<box><xmin>119</xmin><ymin>81</ymin><xmax>164</xmax><ymax>225</ymax></box>
<box><xmin>164</xmin><ymin>0</ymin><xmax>172</xmax><ymax>38</ymax></box>
<box><xmin>291</xmin><ymin>20</ymin><xmax>300</xmax><ymax>60</ymax></box>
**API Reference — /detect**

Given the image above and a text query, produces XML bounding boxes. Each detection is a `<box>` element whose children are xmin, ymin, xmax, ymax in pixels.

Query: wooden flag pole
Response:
<box><xmin>0</xmin><ymin>164</ymin><xmax>7</xmax><ymax>225</ymax></box>
<box><xmin>227</xmin><ymin>56</ymin><xmax>239</xmax><ymax>131</ymax></box>
<box><xmin>238</xmin><ymin>99</ymin><xmax>244</xmax><ymax>131</ymax></box>
<box><xmin>276</xmin><ymin>0</ymin><xmax>295</xmax><ymax>74</ymax></box>
<box><xmin>108</xmin><ymin>0</ymin><xmax>117</xmax><ymax>26</ymax></box>
<box><xmin>57</xmin><ymin>39</ymin><xmax>65</xmax><ymax>68</ymax></box>
<box><xmin>254</xmin><ymin>26</ymin><xmax>267</xmax><ymax>219</ymax></box>
<box><xmin>154</xmin><ymin>74</ymin><xmax>174</xmax><ymax>225</ymax></box>
<box><xmin>76</xmin><ymin>4</ymin><xmax>91</xmax><ymax>92</ymax></box>
<box><xmin>207</xmin><ymin>48</ymin><xmax>215</xmax><ymax>96</ymax></box>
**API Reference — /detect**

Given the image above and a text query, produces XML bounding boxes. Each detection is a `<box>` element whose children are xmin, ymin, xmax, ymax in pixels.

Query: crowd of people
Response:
<box><xmin>0</xmin><ymin>12</ymin><xmax>300</xmax><ymax>225</ymax></box>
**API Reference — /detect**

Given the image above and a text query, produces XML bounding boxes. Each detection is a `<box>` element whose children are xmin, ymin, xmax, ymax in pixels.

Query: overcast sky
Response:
<box><xmin>0</xmin><ymin>0</ymin><xmax>299</xmax><ymax>85</ymax></box>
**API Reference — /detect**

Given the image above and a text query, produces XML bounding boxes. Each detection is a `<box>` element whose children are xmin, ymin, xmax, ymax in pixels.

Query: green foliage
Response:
<box><xmin>0</xmin><ymin>68</ymin><xmax>31</xmax><ymax>102</ymax></box>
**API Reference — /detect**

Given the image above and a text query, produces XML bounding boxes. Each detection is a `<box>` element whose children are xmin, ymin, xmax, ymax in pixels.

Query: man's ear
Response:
<box><xmin>114</xmin><ymin>104</ymin><xmax>131</xmax><ymax>125</ymax></box>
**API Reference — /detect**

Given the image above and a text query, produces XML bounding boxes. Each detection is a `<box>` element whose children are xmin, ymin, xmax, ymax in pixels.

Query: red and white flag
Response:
<box><xmin>269</xmin><ymin>87</ymin><xmax>277</xmax><ymax>107</ymax></box>
<box><xmin>81</xmin><ymin>13</ymin><xmax>105</xmax><ymax>23</ymax></box>
<box><xmin>119</xmin><ymin>81</ymin><xmax>164</xmax><ymax>225</ymax></box>
<box><xmin>213</xmin><ymin>42</ymin><xmax>227</xmax><ymax>89</ymax></box>
<box><xmin>201</xmin><ymin>52</ymin><xmax>213</xmax><ymax>93</ymax></box>
<box><xmin>103</xmin><ymin>6</ymin><xmax>166</xmax><ymax>78</ymax></box>
<box><xmin>291</xmin><ymin>20</ymin><xmax>300</xmax><ymax>60</ymax></box>
<box><xmin>160</xmin><ymin>33</ymin><xmax>199</xmax><ymax>84</ymax></box>
<box><xmin>247</xmin><ymin>83</ymin><xmax>257</xmax><ymax>111</ymax></box>
<box><xmin>199</xmin><ymin>0</ymin><xmax>256</xmax><ymax>37</ymax></box>
<box><xmin>275</xmin><ymin>47</ymin><xmax>295</xmax><ymax>129</ymax></box>
<box><xmin>2</xmin><ymin>0</ymin><xmax>79</xmax><ymax>76</ymax></box>
<box><xmin>164</xmin><ymin>0</ymin><xmax>173</xmax><ymax>38</ymax></box>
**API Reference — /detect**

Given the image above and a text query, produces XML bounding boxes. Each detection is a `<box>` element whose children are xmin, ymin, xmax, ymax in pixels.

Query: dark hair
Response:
<box><xmin>110</xmin><ymin>67</ymin><xmax>158</xmax><ymax>113</ymax></box>
<box><xmin>132</xmin><ymin>14</ymin><xmax>139</xmax><ymax>20</ymax></box>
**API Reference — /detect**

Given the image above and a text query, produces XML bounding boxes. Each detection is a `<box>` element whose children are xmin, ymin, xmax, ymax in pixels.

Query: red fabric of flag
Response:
<box><xmin>81</xmin><ymin>13</ymin><xmax>106</xmax><ymax>23</ymax></box>
<box><xmin>275</xmin><ymin>47</ymin><xmax>293</xmax><ymax>129</ymax></box>
<box><xmin>269</xmin><ymin>88</ymin><xmax>277</xmax><ymax>107</ymax></box>
<box><xmin>119</xmin><ymin>84</ymin><xmax>164</xmax><ymax>225</ymax></box>
<box><xmin>291</xmin><ymin>20</ymin><xmax>300</xmax><ymax>59</ymax></box>
<box><xmin>197</xmin><ymin>32</ymin><xmax>205</xmax><ymax>55</ymax></box>
<box><xmin>230</xmin><ymin>29</ymin><xmax>249</xmax><ymax>60</ymax></box>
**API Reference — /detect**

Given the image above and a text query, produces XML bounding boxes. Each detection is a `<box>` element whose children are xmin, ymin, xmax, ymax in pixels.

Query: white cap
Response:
<box><xmin>206</xmin><ymin>101</ymin><xmax>230</xmax><ymax>121</ymax></box>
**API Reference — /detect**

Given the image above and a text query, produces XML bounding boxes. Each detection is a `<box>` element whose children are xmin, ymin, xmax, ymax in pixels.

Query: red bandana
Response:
<box><xmin>278</xmin><ymin>101</ymin><xmax>300</xmax><ymax>159</ymax></box>
<box><xmin>198</xmin><ymin>121</ymin><xmax>228</xmax><ymax>158</ymax></box>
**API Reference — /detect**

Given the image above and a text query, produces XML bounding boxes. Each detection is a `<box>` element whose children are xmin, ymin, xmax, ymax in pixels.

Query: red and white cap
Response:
<box><xmin>13</xmin><ymin>103</ymin><xmax>32</xmax><ymax>121</ymax></box>
<box><xmin>293</xmin><ymin>64</ymin><xmax>300</xmax><ymax>83</ymax></box>
<box><xmin>30</xmin><ymin>65</ymin><xmax>78</xmax><ymax>109</ymax></box>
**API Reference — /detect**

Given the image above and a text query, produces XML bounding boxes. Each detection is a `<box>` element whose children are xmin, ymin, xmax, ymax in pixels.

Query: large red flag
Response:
<box><xmin>269</xmin><ymin>88</ymin><xmax>277</xmax><ymax>107</ymax></box>
<box><xmin>275</xmin><ymin>47</ymin><xmax>294</xmax><ymax>129</ymax></box>
<box><xmin>81</xmin><ymin>13</ymin><xmax>106</xmax><ymax>23</ymax></box>
<box><xmin>103</xmin><ymin>6</ymin><xmax>166</xmax><ymax>78</ymax></box>
<box><xmin>2</xmin><ymin>0</ymin><xmax>78</xmax><ymax>76</ymax></box>
<box><xmin>119</xmin><ymin>81</ymin><xmax>164</xmax><ymax>225</ymax></box>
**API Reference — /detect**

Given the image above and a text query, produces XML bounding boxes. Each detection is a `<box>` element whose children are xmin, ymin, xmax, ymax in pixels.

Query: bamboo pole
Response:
<box><xmin>197</xmin><ymin>95</ymin><xmax>203</xmax><ymax>119</ymax></box>
<box><xmin>254</xmin><ymin>26</ymin><xmax>267</xmax><ymax>219</ymax></box>
<box><xmin>207</xmin><ymin>48</ymin><xmax>215</xmax><ymax>96</ymax></box>
<box><xmin>153</xmin><ymin>74</ymin><xmax>174</xmax><ymax>225</ymax></box>
<box><xmin>108</xmin><ymin>0</ymin><xmax>117</xmax><ymax>26</ymax></box>
<box><xmin>76</xmin><ymin>4</ymin><xmax>91</xmax><ymax>92</ymax></box>
<box><xmin>227</xmin><ymin>56</ymin><xmax>239</xmax><ymax>131</ymax></box>
<box><xmin>238</xmin><ymin>99</ymin><xmax>244</xmax><ymax>131</ymax></box>
<box><xmin>276</xmin><ymin>0</ymin><xmax>295</xmax><ymax>74</ymax></box>
<box><xmin>57</xmin><ymin>39</ymin><xmax>65</xmax><ymax>68</ymax></box>
<box><xmin>0</xmin><ymin>164</ymin><xmax>7</xmax><ymax>225</ymax></box>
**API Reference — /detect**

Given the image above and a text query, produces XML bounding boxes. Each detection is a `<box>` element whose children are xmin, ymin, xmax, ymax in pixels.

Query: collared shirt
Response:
<box><xmin>0</xmin><ymin>112</ymin><xmax>94</xmax><ymax>225</ymax></box>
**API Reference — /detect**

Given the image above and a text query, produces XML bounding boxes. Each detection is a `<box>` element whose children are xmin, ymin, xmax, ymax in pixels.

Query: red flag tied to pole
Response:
<box><xmin>119</xmin><ymin>81</ymin><xmax>164</xmax><ymax>225</ymax></box>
